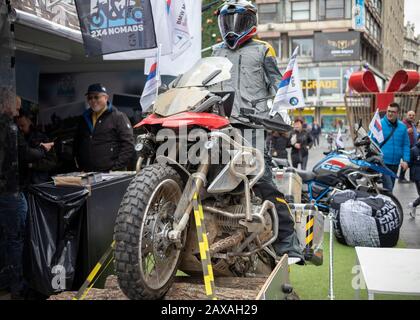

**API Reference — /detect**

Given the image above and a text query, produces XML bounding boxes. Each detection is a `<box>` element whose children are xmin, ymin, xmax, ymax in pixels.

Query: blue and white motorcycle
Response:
<box><xmin>278</xmin><ymin>125</ymin><xmax>404</xmax><ymax>225</ymax></box>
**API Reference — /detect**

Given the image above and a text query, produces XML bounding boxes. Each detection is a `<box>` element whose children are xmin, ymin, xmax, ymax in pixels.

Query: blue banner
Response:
<box><xmin>75</xmin><ymin>0</ymin><xmax>157</xmax><ymax>57</ymax></box>
<box><xmin>354</xmin><ymin>0</ymin><xmax>365</xmax><ymax>31</ymax></box>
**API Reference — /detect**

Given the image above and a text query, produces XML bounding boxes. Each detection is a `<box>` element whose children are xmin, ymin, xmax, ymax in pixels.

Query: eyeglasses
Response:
<box><xmin>87</xmin><ymin>95</ymin><xmax>104</xmax><ymax>101</ymax></box>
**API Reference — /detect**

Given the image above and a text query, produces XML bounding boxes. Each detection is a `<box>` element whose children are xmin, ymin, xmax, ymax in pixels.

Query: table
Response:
<box><xmin>355</xmin><ymin>247</ymin><xmax>420</xmax><ymax>300</ymax></box>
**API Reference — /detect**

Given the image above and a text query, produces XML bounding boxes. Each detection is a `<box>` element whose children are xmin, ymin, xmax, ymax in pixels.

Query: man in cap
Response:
<box><xmin>73</xmin><ymin>84</ymin><xmax>134</xmax><ymax>172</ymax></box>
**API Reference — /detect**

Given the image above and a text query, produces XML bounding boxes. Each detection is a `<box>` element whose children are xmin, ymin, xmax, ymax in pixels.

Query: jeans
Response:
<box><xmin>382</xmin><ymin>165</ymin><xmax>400</xmax><ymax>192</ymax></box>
<box><xmin>0</xmin><ymin>193</ymin><xmax>28</xmax><ymax>294</ymax></box>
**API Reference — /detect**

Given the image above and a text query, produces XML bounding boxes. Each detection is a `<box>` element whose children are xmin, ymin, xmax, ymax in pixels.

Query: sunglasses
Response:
<box><xmin>87</xmin><ymin>94</ymin><xmax>105</xmax><ymax>101</ymax></box>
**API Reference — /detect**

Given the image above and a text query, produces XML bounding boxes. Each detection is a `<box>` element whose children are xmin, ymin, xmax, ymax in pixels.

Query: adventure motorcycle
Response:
<box><xmin>277</xmin><ymin>125</ymin><xmax>404</xmax><ymax>225</ymax></box>
<box><xmin>113</xmin><ymin>57</ymin><xmax>292</xmax><ymax>300</ymax></box>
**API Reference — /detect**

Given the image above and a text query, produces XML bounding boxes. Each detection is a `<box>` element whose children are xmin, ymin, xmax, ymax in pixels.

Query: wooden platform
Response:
<box><xmin>49</xmin><ymin>255</ymin><xmax>293</xmax><ymax>300</ymax></box>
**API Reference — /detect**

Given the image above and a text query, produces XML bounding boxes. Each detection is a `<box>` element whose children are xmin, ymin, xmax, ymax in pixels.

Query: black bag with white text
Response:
<box><xmin>330</xmin><ymin>190</ymin><xmax>400</xmax><ymax>247</ymax></box>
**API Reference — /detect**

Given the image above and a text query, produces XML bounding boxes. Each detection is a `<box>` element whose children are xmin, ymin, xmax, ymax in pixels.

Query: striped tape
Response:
<box><xmin>305</xmin><ymin>214</ymin><xmax>314</xmax><ymax>248</ymax></box>
<box><xmin>72</xmin><ymin>241</ymin><xmax>116</xmax><ymax>300</ymax></box>
<box><xmin>192</xmin><ymin>192</ymin><xmax>217</xmax><ymax>300</ymax></box>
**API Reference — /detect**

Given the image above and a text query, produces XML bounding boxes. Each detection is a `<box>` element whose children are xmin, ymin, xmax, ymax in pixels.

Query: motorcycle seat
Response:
<box><xmin>296</xmin><ymin>170</ymin><xmax>316</xmax><ymax>183</ymax></box>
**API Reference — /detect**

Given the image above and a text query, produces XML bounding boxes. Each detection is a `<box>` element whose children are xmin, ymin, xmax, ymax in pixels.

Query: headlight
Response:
<box><xmin>135</xmin><ymin>143</ymin><xmax>144</xmax><ymax>152</ymax></box>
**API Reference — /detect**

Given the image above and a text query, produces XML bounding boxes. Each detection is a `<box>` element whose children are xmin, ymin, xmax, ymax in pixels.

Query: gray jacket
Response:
<box><xmin>211</xmin><ymin>39</ymin><xmax>282</xmax><ymax>122</ymax></box>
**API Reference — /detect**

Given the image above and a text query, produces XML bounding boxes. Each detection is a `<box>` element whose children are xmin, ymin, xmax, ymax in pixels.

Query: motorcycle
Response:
<box><xmin>113</xmin><ymin>57</ymin><xmax>290</xmax><ymax>300</ymax></box>
<box><xmin>277</xmin><ymin>124</ymin><xmax>404</xmax><ymax>225</ymax></box>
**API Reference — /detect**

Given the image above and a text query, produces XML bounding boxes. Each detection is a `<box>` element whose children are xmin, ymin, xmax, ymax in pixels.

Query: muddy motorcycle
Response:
<box><xmin>113</xmin><ymin>57</ymin><xmax>291</xmax><ymax>300</ymax></box>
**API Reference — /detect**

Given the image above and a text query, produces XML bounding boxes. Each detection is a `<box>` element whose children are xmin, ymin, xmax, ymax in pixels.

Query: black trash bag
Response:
<box><xmin>330</xmin><ymin>190</ymin><xmax>400</xmax><ymax>248</ymax></box>
<box><xmin>23</xmin><ymin>184</ymin><xmax>89</xmax><ymax>296</ymax></box>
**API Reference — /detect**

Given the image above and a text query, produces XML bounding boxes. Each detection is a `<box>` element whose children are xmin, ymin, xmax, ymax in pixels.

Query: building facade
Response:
<box><xmin>382</xmin><ymin>0</ymin><xmax>405</xmax><ymax>78</ymax></box>
<box><xmin>255</xmin><ymin>0</ymin><xmax>404</xmax><ymax>132</ymax></box>
<box><xmin>404</xmin><ymin>22</ymin><xmax>420</xmax><ymax>72</ymax></box>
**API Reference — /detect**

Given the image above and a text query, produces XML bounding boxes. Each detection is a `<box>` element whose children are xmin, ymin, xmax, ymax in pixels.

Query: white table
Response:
<box><xmin>355</xmin><ymin>247</ymin><xmax>420</xmax><ymax>300</ymax></box>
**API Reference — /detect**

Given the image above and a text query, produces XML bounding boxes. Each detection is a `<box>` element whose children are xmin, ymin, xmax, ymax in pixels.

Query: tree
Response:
<box><xmin>202</xmin><ymin>0</ymin><xmax>223</xmax><ymax>57</ymax></box>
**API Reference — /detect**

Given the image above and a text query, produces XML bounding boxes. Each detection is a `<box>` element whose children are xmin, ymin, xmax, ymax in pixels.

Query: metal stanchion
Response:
<box><xmin>328</xmin><ymin>212</ymin><xmax>335</xmax><ymax>300</ymax></box>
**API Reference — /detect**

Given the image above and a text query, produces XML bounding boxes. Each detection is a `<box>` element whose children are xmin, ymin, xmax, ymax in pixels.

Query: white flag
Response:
<box><xmin>145</xmin><ymin>0</ymin><xmax>201</xmax><ymax>76</ymax></box>
<box><xmin>336</xmin><ymin>128</ymin><xmax>345</xmax><ymax>149</ymax></box>
<box><xmin>369</xmin><ymin>109</ymin><xmax>384</xmax><ymax>143</ymax></box>
<box><xmin>271</xmin><ymin>47</ymin><xmax>305</xmax><ymax>115</ymax></box>
<box><xmin>140</xmin><ymin>48</ymin><xmax>161</xmax><ymax>112</ymax></box>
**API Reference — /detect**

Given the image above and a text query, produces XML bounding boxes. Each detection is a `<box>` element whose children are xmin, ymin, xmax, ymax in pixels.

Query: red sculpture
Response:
<box><xmin>349</xmin><ymin>70</ymin><xmax>420</xmax><ymax>110</ymax></box>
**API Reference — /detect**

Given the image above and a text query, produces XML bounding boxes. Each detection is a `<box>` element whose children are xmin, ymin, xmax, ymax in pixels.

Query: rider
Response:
<box><xmin>212</xmin><ymin>0</ymin><xmax>304</xmax><ymax>263</ymax></box>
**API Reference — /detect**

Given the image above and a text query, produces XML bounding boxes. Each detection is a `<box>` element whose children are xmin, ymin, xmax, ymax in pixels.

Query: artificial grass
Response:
<box><xmin>290</xmin><ymin>233</ymin><xmax>420</xmax><ymax>300</ymax></box>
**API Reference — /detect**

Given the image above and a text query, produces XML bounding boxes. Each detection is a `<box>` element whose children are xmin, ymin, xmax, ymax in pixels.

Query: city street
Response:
<box><xmin>306</xmin><ymin>135</ymin><xmax>420</xmax><ymax>249</ymax></box>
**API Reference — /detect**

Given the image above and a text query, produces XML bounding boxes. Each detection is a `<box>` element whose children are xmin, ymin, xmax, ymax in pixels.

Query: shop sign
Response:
<box><xmin>301</xmin><ymin>80</ymin><xmax>339</xmax><ymax>90</ymax></box>
<box><xmin>314</xmin><ymin>32</ymin><xmax>361</xmax><ymax>62</ymax></box>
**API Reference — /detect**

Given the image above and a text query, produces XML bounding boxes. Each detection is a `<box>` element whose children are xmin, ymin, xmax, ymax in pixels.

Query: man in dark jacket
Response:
<box><xmin>16</xmin><ymin>114</ymin><xmax>57</xmax><ymax>186</ymax></box>
<box><xmin>73</xmin><ymin>84</ymin><xmax>134</xmax><ymax>172</ymax></box>
<box><xmin>407</xmin><ymin>137</ymin><xmax>420</xmax><ymax>218</ymax></box>
<box><xmin>1</xmin><ymin>90</ymin><xmax>52</xmax><ymax>299</ymax></box>
<box><xmin>289</xmin><ymin>119</ymin><xmax>313</xmax><ymax>170</ymax></box>
<box><xmin>311</xmin><ymin>121</ymin><xmax>321</xmax><ymax>147</ymax></box>
<box><xmin>399</xmin><ymin>110</ymin><xmax>418</xmax><ymax>183</ymax></box>
<box><xmin>266</xmin><ymin>131</ymin><xmax>289</xmax><ymax>160</ymax></box>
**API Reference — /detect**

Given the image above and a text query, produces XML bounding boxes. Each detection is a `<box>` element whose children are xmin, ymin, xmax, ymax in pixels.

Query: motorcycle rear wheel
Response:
<box><xmin>114</xmin><ymin>164</ymin><xmax>184</xmax><ymax>299</ymax></box>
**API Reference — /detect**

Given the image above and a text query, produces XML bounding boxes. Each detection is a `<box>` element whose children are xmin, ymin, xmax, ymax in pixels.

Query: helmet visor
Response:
<box><xmin>219</xmin><ymin>10</ymin><xmax>257</xmax><ymax>38</ymax></box>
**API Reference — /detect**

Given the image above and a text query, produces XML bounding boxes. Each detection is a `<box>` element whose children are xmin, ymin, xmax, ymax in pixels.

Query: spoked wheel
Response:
<box><xmin>114</xmin><ymin>164</ymin><xmax>184</xmax><ymax>299</ymax></box>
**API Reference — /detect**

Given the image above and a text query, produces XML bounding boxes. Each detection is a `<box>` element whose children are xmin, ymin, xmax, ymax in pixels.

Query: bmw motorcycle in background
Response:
<box><xmin>277</xmin><ymin>124</ymin><xmax>403</xmax><ymax>223</ymax></box>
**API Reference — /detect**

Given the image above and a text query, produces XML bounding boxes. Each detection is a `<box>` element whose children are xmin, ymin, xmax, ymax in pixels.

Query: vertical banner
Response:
<box><xmin>144</xmin><ymin>0</ymin><xmax>202</xmax><ymax>76</ymax></box>
<box><xmin>75</xmin><ymin>0</ymin><xmax>157</xmax><ymax>57</ymax></box>
<box><xmin>353</xmin><ymin>0</ymin><xmax>365</xmax><ymax>31</ymax></box>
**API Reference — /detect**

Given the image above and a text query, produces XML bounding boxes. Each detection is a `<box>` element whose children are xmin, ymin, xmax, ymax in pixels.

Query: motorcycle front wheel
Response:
<box><xmin>114</xmin><ymin>164</ymin><xmax>184</xmax><ymax>299</ymax></box>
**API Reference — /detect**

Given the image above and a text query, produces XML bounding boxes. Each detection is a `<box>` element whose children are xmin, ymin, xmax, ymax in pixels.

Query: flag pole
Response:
<box><xmin>155</xmin><ymin>43</ymin><xmax>162</xmax><ymax>104</ymax></box>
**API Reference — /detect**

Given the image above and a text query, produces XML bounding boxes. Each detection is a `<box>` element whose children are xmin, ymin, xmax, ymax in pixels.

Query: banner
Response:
<box><xmin>144</xmin><ymin>0</ymin><xmax>201</xmax><ymax>76</ymax></box>
<box><xmin>353</xmin><ymin>0</ymin><xmax>365</xmax><ymax>31</ymax></box>
<box><xmin>140</xmin><ymin>48</ymin><xmax>161</xmax><ymax>112</ymax></box>
<box><xmin>103</xmin><ymin>0</ymin><xmax>173</xmax><ymax>60</ymax></box>
<box><xmin>75</xmin><ymin>0</ymin><xmax>157</xmax><ymax>57</ymax></box>
<box><xmin>271</xmin><ymin>47</ymin><xmax>305</xmax><ymax>114</ymax></box>
<box><xmin>314</xmin><ymin>32</ymin><xmax>361</xmax><ymax>62</ymax></box>
<box><xmin>369</xmin><ymin>109</ymin><xmax>384</xmax><ymax>144</ymax></box>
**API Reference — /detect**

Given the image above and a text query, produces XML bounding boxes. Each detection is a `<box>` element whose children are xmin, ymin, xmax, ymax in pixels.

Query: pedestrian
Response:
<box><xmin>372</xmin><ymin>103</ymin><xmax>410</xmax><ymax>192</ymax></box>
<box><xmin>289</xmin><ymin>119</ymin><xmax>313</xmax><ymax>170</ymax></box>
<box><xmin>407</xmin><ymin>136</ymin><xmax>420</xmax><ymax>218</ymax></box>
<box><xmin>311</xmin><ymin>121</ymin><xmax>322</xmax><ymax>147</ymax></box>
<box><xmin>16</xmin><ymin>114</ymin><xmax>57</xmax><ymax>186</ymax></box>
<box><xmin>212</xmin><ymin>0</ymin><xmax>304</xmax><ymax>262</ymax></box>
<box><xmin>266</xmin><ymin>131</ymin><xmax>289</xmax><ymax>160</ymax></box>
<box><xmin>0</xmin><ymin>90</ymin><xmax>52</xmax><ymax>299</ymax></box>
<box><xmin>399</xmin><ymin>110</ymin><xmax>418</xmax><ymax>183</ymax></box>
<box><xmin>73</xmin><ymin>84</ymin><xmax>135</xmax><ymax>172</ymax></box>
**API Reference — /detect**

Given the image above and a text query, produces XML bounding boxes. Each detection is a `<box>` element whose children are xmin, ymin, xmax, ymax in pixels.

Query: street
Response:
<box><xmin>305</xmin><ymin>135</ymin><xmax>420</xmax><ymax>249</ymax></box>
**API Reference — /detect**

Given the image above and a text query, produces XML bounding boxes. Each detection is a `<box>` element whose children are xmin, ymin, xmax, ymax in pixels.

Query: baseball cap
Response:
<box><xmin>85</xmin><ymin>83</ymin><xmax>108</xmax><ymax>95</ymax></box>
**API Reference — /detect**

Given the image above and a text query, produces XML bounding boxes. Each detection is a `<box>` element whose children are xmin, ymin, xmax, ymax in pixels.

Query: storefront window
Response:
<box><xmin>291</xmin><ymin>37</ymin><xmax>313</xmax><ymax>57</ymax></box>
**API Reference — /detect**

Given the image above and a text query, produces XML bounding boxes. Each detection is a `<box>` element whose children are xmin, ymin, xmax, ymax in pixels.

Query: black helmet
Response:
<box><xmin>217</xmin><ymin>0</ymin><xmax>258</xmax><ymax>50</ymax></box>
